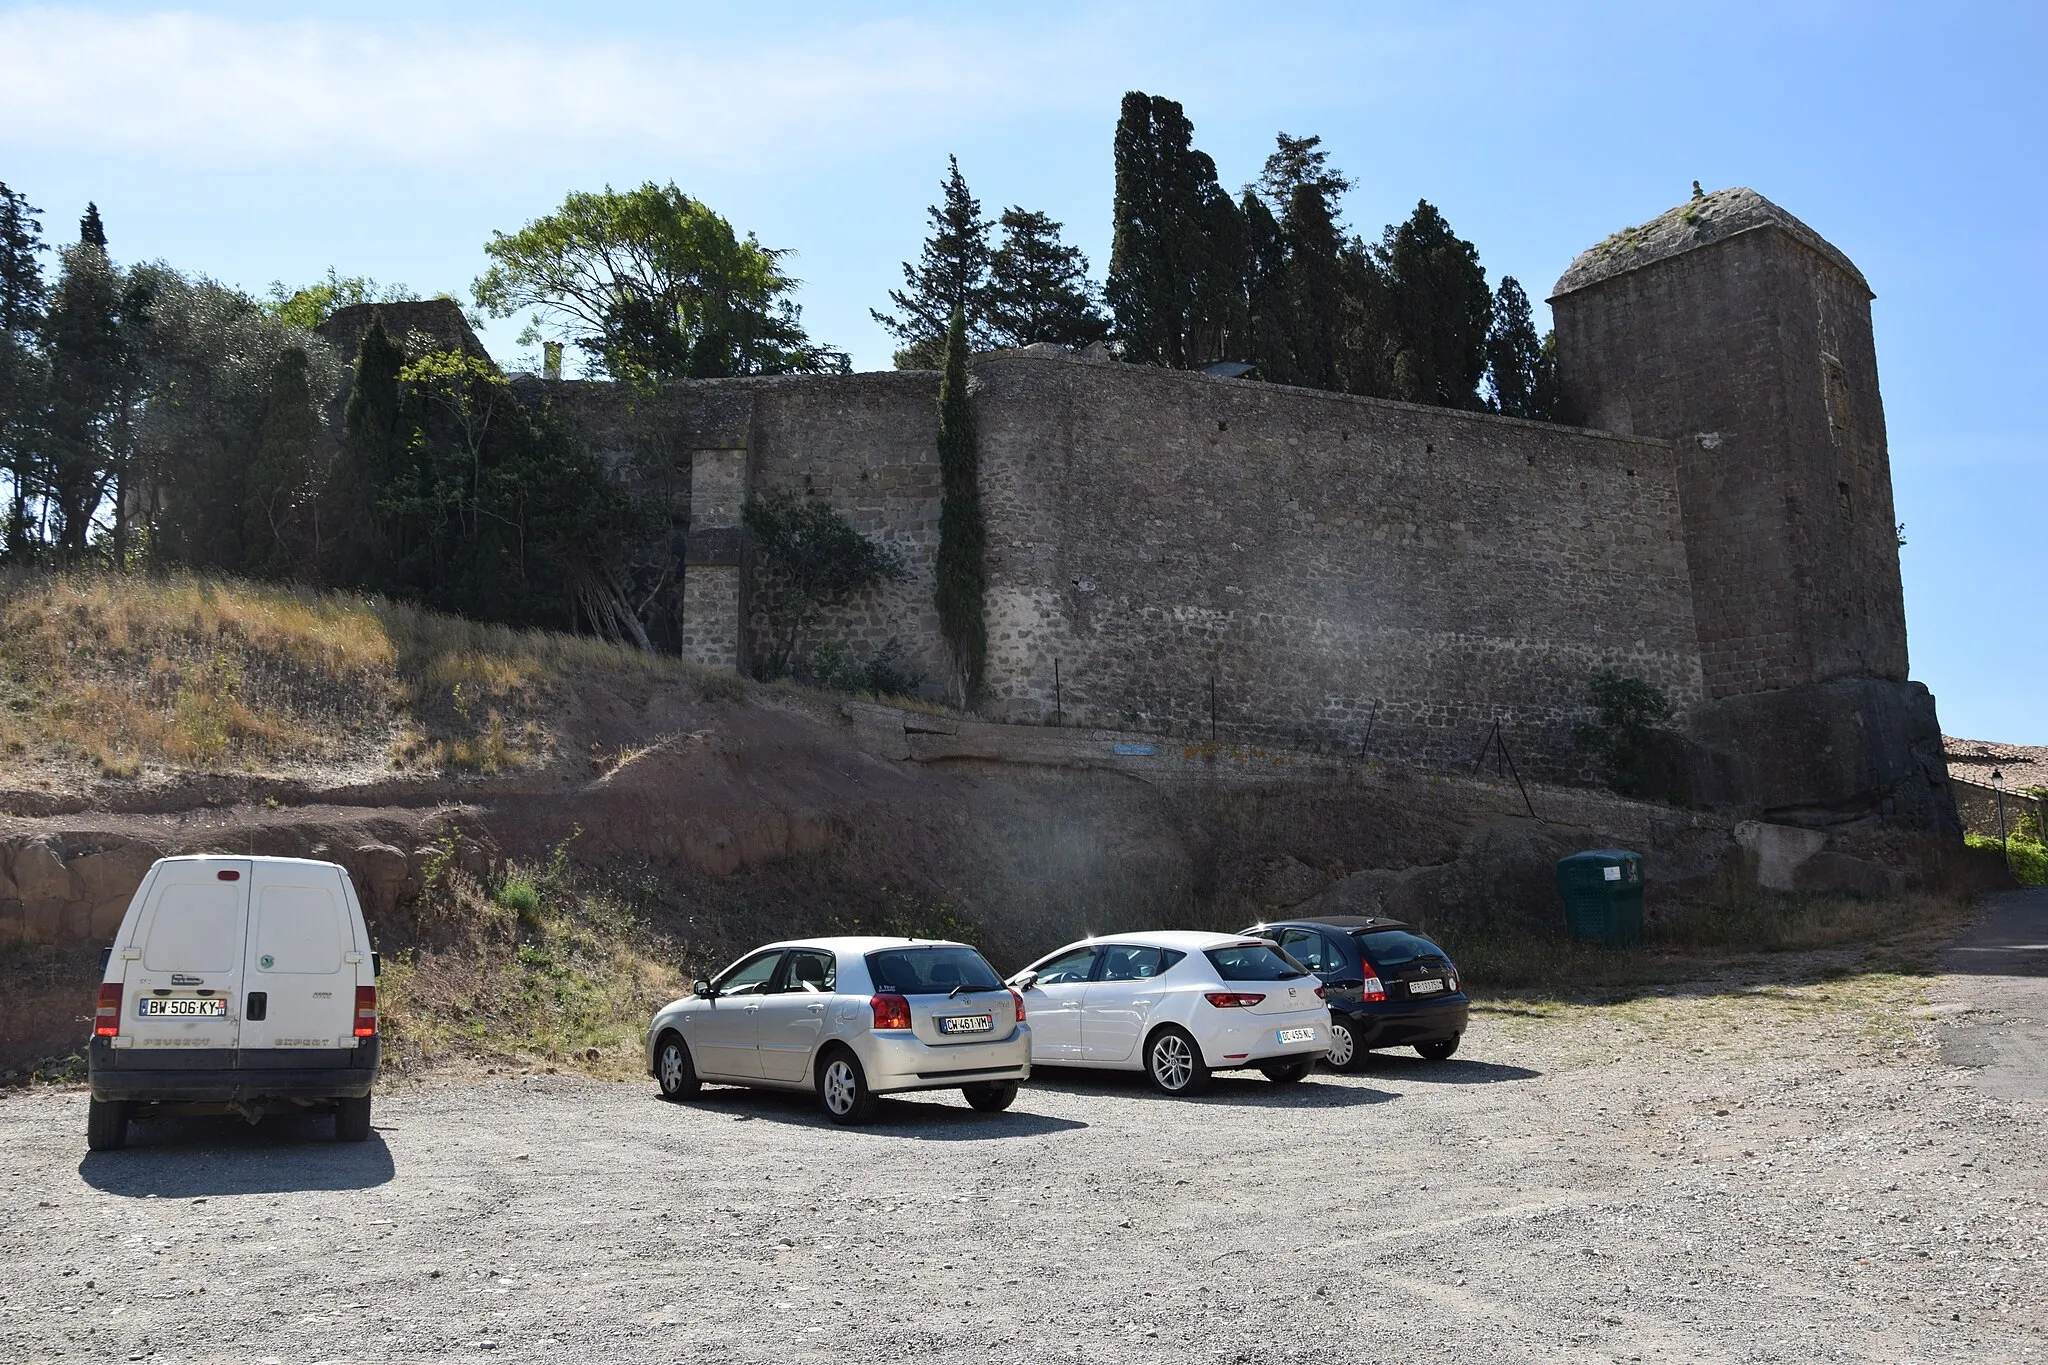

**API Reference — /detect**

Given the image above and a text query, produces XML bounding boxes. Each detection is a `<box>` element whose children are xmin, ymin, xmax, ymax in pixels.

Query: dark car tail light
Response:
<box><xmin>870</xmin><ymin>993</ymin><xmax>913</xmax><ymax>1030</ymax></box>
<box><xmin>1203</xmin><ymin>992</ymin><xmax>1265</xmax><ymax>1008</ymax></box>
<box><xmin>1008</xmin><ymin>988</ymin><xmax>1026</xmax><ymax>1023</ymax></box>
<box><xmin>1358</xmin><ymin>958</ymin><xmax>1388</xmax><ymax>1003</ymax></box>
<box><xmin>94</xmin><ymin>983</ymin><xmax>122</xmax><ymax>1038</ymax></box>
<box><xmin>353</xmin><ymin>985</ymin><xmax>379</xmax><ymax>1038</ymax></box>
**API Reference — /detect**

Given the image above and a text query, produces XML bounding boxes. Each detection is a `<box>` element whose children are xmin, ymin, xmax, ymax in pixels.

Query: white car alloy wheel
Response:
<box><xmin>818</xmin><ymin>1052</ymin><xmax>879</xmax><ymax>1125</ymax></box>
<box><xmin>1326</xmin><ymin>1019</ymin><xmax>1357</xmax><ymax>1069</ymax></box>
<box><xmin>823</xmin><ymin>1059</ymin><xmax>858</xmax><ymax>1114</ymax></box>
<box><xmin>656</xmin><ymin>1034</ymin><xmax>697</xmax><ymax>1100</ymax></box>
<box><xmin>1146</xmin><ymin>1028</ymin><xmax>1208</xmax><ymax>1096</ymax></box>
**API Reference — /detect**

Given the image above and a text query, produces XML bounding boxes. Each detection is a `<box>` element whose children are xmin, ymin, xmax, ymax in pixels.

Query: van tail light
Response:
<box><xmin>353</xmin><ymin>985</ymin><xmax>378</xmax><ymax>1038</ymax></box>
<box><xmin>1008</xmin><ymin>988</ymin><xmax>1026</xmax><ymax>1023</ymax></box>
<box><xmin>95</xmin><ymin>983</ymin><xmax>122</xmax><ymax>1037</ymax></box>
<box><xmin>870</xmin><ymin>993</ymin><xmax>912</xmax><ymax>1030</ymax></box>
<box><xmin>1203</xmin><ymin>992</ymin><xmax>1265</xmax><ymax>1009</ymax></box>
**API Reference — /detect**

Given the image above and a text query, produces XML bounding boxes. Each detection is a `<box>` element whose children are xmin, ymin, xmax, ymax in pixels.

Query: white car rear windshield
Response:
<box><xmin>1204</xmin><ymin>944</ymin><xmax>1309</xmax><ymax>981</ymax></box>
<box><xmin>867</xmin><ymin>946</ymin><xmax>1003</xmax><ymax>995</ymax></box>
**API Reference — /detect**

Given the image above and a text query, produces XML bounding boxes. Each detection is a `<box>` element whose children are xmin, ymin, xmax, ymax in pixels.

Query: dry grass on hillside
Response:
<box><xmin>0</xmin><ymin>570</ymin><xmax>727</xmax><ymax>781</ymax></box>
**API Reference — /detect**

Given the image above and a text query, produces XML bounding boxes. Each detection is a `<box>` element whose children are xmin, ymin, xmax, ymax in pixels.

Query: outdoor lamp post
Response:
<box><xmin>1992</xmin><ymin>767</ymin><xmax>2008</xmax><ymax>854</ymax></box>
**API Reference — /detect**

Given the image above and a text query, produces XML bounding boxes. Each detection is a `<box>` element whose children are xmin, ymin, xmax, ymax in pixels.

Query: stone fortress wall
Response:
<box><xmin>527</xmin><ymin>187</ymin><xmax>1958</xmax><ymax>831</ymax></box>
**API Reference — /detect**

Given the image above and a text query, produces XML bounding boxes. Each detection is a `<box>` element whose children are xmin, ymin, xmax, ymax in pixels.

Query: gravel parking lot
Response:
<box><xmin>3</xmin><ymin>899</ymin><xmax>2044</xmax><ymax>1365</ymax></box>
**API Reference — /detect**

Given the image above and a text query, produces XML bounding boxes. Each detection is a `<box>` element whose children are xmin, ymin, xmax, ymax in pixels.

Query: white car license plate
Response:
<box><xmin>139</xmin><ymin>997</ymin><xmax>227</xmax><ymax>1018</ymax></box>
<box><xmin>1408</xmin><ymin>979</ymin><xmax>1444</xmax><ymax>995</ymax></box>
<box><xmin>938</xmin><ymin>1014</ymin><xmax>992</xmax><ymax>1035</ymax></box>
<box><xmin>1276</xmin><ymin>1027</ymin><xmax>1317</xmax><ymax>1045</ymax></box>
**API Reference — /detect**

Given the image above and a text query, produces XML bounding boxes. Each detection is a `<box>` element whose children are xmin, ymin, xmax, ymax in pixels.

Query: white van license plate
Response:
<box><xmin>140</xmin><ymin>998</ymin><xmax>227</xmax><ymax>1018</ymax></box>
<box><xmin>1276</xmin><ymin>1027</ymin><xmax>1317</xmax><ymax>1045</ymax></box>
<box><xmin>1408</xmin><ymin>979</ymin><xmax>1444</xmax><ymax>995</ymax></box>
<box><xmin>938</xmin><ymin>1014</ymin><xmax>992</xmax><ymax>1035</ymax></box>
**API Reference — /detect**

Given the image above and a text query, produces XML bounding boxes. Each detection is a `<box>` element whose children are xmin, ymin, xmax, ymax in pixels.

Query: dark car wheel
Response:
<box><xmin>818</xmin><ymin>1049</ymin><xmax>881</xmax><ymax>1125</ymax></box>
<box><xmin>1326</xmin><ymin>1018</ymin><xmax>1362</xmax><ymax>1071</ymax></box>
<box><xmin>962</xmin><ymin>1080</ymin><xmax>1017</xmax><ymax>1112</ymax></box>
<box><xmin>86</xmin><ymin>1098</ymin><xmax>129</xmax><ymax>1152</ymax></box>
<box><xmin>335</xmin><ymin>1094</ymin><xmax>373</xmax><ymax>1142</ymax></box>
<box><xmin>1416</xmin><ymin>1036</ymin><xmax>1460</xmax><ymax>1062</ymax></box>
<box><xmin>655</xmin><ymin>1032</ymin><xmax>700</xmax><ymax>1101</ymax></box>
<box><xmin>1260</xmin><ymin>1058</ymin><xmax>1313</xmax><ymax>1084</ymax></box>
<box><xmin>1145</xmin><ymin>1026</ymin><xmax>1210</xmax><ymax>1097</ymax></box>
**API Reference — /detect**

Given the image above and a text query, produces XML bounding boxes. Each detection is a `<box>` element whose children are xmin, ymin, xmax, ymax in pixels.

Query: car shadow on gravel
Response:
<box><xmin>1352</xmin><ymin>1055</ymin><xmax>1541</xmax><ymax>1085</ymax></box>
<box><xmin>674</xmin><ymin>1088</ymin><xmax>1088</xmax><ymax>1139</ymax></box>
<box><xmin>1024</xmin><ymin>1068</ymin><xmax>1396</xmax><ymax>1108</ymax></box>
<box><xmin>76</xmin><ymin>1113</ymin><xmax>396</xmax><ymax>1196</ymax></box>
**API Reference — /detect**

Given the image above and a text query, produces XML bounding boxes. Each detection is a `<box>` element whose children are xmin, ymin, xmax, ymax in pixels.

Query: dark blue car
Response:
<box><xmin>1240</xmin><ymin>917</ymin><xmax>1469</xmax><ymax>1068</ymax></box>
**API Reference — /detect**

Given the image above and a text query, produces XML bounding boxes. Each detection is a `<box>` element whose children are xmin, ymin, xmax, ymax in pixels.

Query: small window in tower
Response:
<box><xmin>1822</xmin><ymin>353</ymin><xmax>1852</xmax><ymax>438</ymax></box>
<box><xmin>1837</xmin><ymin>481</ymin><xmax>1853</xmax><ymax>519</ymax></box>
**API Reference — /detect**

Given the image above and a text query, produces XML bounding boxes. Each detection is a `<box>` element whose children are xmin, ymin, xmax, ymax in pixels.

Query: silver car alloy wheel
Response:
<box><xmin>1151</xmin><ymin>1033</ymin><xmax>1195</xmax><ymax>1091</ymax></box>
<box><xmin>822</xmin><ymin>1058</ymin><xmax>858</xmax><ymax>1115</ymax></box>
<box><xmin>1327</xmin><ymin>1021</ymin><xmax>1355</xmax><ymax>1068</ymax></box>
<box><xmin>659</xmin><ymin>1042</ymin><xmax>686</xmax><ymax>1094</ymax></box>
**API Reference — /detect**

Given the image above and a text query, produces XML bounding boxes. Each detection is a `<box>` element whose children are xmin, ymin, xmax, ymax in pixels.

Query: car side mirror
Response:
<box><xmin>692</xmin><ymin>979</ymin><xmax>714</xmax><ymax>999</ymax></box>
<box><xmin>1011</xmin><ymin>971</ymin><xmax>1038</xmax><ymax>991</ymax></box>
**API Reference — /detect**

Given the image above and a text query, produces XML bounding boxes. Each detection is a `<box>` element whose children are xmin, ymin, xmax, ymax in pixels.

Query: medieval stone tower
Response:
<box><xmin>1550</xmin><ymin>187</ymin><xmax>1953</xmax><ymax>829</ymax></box>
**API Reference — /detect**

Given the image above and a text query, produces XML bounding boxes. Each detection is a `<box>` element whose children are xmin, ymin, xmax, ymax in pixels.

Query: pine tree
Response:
<box><xmin>0</xmin><ymin>182</ymin><xmax>47</xmax><ymax>563</ymax></box>
<box><xmin>1107</xmin><ymin>92</ymin><xmax>1246</xmax><ymax>369</ymax></box>
<box><xmin>873</xmin><ymin>156</ymin><xmax>993</xmax><ymax>369</ymax></box>
<box><xmin>1381</xmin><ymin>200</ymin><xmax>1492</xmax><ymax>410</ymax></box>
<box><xmin>41</xmin><ymin>204</ymin><xmax>133</xmax><ymax>557</ymax></box>
<box><xmin>1281</xmin><ymin>183</ymin><xmax>1347</xmax><ymax>390</ymax></box>
<box><xmin>933</xmin><ymin>304</ymin><xmax>986</xmax><ymax>702</ymax></box>
<box><xmin>243</xmin><ymin>345</ymin><xmax>316</xmax><ymax>578</ymax></box>
<box><xmin>987</xmin><ymin>208</ymin><xmax>1109</xmax><ymax>349</ymax></box>
<box><xmin>1484</xmin><ymin>277</ymin><xmax>1543</xmax><ymax>417</ymax></box>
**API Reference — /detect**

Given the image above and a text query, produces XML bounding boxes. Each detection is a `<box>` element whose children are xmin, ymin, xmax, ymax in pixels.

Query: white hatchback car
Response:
<box><xmin>645</xmin><ymin>937</ymin><xmax>1031</xmax><ymax>1125</ymax></box>
<box><xmin>1008</xmin><ymin>931</ymin><xmax>1330</xmax><ymax>1095</ymax></box>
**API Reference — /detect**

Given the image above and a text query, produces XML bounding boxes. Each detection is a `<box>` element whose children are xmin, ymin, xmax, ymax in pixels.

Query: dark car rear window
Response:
<box><xmin>1205</xmin><ymin>943</ymin><xmax>1309</xmax><ymax>981</ymax></box>
<box><xmin>1352</xmin><ymin>928</ymin><xmax>1449</xmax><ymax>968</ymax></box>
<box><xmin>867</xmin><ymin>945</ymin><xmax>1003</xmax><ymax>995</ymax></box>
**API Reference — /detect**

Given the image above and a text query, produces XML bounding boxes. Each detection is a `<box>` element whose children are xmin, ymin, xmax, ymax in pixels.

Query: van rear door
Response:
<box><xmin>241</xmin><ymin>864</ymin><xmax>360</xmax><ymax>1052</ymax></box>
<box><xmin>124</xmin><ymin>860</ymin><xmax>250</xmax><ymax>1052</ymax></box>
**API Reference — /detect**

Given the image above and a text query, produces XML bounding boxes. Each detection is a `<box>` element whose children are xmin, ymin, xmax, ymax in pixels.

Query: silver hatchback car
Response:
<box><xmin>645</xmin><ymin>936</ymin><xmax>1032</xmax><ymax>1125</ymax></box>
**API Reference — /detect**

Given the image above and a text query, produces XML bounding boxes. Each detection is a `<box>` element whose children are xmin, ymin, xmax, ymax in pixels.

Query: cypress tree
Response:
<box><xmin>1484</xmin><ymin>277</ymin><xmax>1544</xmax><ymax>418</ymax></box>
<box><xmin>1281</xmin><ymin>183</ymin><xmax>1346</xmax><ymax>390</ymax></box>
<box><xmin>1381</xmin><ymin>200</ymin><xmax>1492</xmax><ymax>410</ymax></box>
<box><xmin>873</xmin><ymin>156</ymin><xmax>993</xmax><ymax>368</ymax></box>
<box><xmin>327</xmin><ymin>313</ymin><xmax>406</xmax><ymax>587</ymax></box>
<box><xmin>1240</xmin><ymin>190</ymin><xmax>1294</xmax><ymax>384</ymax></box>
<box><xmin>1107</xmin><ymin>92</ymin><xmax>1246</xmax><ymax>368</ymax></box>
<box><xmin>42</xmin><ymin>203</ymin><xmax>132</xmax><ymax>558</ymax></box>
<box><xmin>0</xmin><ymin>183</ymin><xmax>47</xmax><ymax>563</ymax></box>
<box><xmin>933</xmin><ymin>304</ymin><xmax>986</xmax><ymax>703</ymax></box>
<box><xmin>987</xmin><ymin>208</ymin><xmax>1109</xmax><ymax>349</ymax></box>
<box><xmin>243</xmin><ymin>345</ymin><xmax>316</xmax><ymax>578</ymax></box>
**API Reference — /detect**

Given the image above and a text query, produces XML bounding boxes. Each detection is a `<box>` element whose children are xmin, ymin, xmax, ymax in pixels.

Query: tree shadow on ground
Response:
<box><xmin>667</xmin><ymin>1085</ymin><xmax>1088</xmax><ymax>1140</ymax></box>
<box><xmin>78</xmin><ymin>1113</ymin><xmax>395</xmax><ymax>1196</ymax></box>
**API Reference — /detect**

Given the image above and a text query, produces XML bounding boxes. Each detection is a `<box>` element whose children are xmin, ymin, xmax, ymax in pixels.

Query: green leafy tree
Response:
<box><xmin>1381</xmin><ymin>200</ymin><xmax>1492</xmax><ymax>409</ymax></box>
<box><xmin>741</xmin><ymin>487</ymin><xmax>905</xmax><ymax>677</ymax></box>
<box><xmin>0</xmin><ymin>182</ymin><xmax>47</xmax><ymax>562</ymax></box>
<box><xmin>933</xmin><ymin>304</ymin><xmax>986</xmax><ymax>701</ymax></box>
<box><xmin>263</xmin><ymin>269</ymin><xmax>412</xmax><ymax>331</ymax></box>
<box><xmin>473</xmin><ymin>183</ymin><xmax>847</xmax><ymax>385</ymax></box>
<box><xmin>1107</xmin><ymin>92</ymin><xmax>1247</xmax><ymax>369</ymax></box>
<box><xmin>873</xmin><ymin>156</ymin><xmax>994</xmax><ymax>368</ymax></box>
<box><xmin>987</xmin><ymin>208</ymin><xmax>1110</xmax><ymax>350</ymax></box>
<box><xmin>1572</xmin><ymin>671</ymin><xmax>1675</xmax><ymax>796</ymax></box>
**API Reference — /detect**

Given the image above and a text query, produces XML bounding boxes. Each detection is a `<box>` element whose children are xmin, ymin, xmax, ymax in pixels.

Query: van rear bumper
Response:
<box><xmin>88</xmin><ymin>1039</ymin><xmax>379</xmax><ymax>1104</ymax></box>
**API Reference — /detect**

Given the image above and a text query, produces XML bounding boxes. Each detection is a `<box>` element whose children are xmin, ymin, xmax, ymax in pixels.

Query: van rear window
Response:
<box><xmin>143</xmin><ymin>885</ymin><xmax>242</xmax><ymax>972</ymax></box>
<box><xmin>253</xmin><ymin>885</ymin><xmax>346</xmax><ymax>974</ymax></box>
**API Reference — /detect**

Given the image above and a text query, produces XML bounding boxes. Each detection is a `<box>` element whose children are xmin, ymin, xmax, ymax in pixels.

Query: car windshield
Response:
<box><xmin>1204</xmin><ymin>943</ymin><xmax>1308</xmax><ymax>981</ymax></box>
<box><xmin>867</xmin><ymin>945</ymin><xmax>1003</xmax><ymax>995</ymax></box>
<box><xmin>1353</xmin><ymin>928</ymin><xmax>1449</xmax><ymax>968</ymax></box>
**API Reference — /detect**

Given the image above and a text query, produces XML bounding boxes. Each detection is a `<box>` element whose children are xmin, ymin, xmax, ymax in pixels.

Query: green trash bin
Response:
<box><xmin>1556</xmin><ymin>849</ymin><xmax>1645</xmax><ymax>948</ymax></box>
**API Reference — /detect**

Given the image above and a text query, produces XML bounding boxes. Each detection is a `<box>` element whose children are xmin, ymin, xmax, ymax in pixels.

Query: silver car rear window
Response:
<box><xmin>866</xmin><ymin>945</ymin><xmax>1003</xmax><ymax>995</ymax></box>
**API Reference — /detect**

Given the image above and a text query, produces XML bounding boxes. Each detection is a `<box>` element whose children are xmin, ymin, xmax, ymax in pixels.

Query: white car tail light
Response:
<box><xmin>870</xmin><ymin>993</ymin><xmax>912</xmax><ymax>1030</ymax></box>
<box><xmin>1203</xmin><ymin>992</ymin><xmax>1265</xmax><ymax>1008</ymax></box>
<box><xmin>1008</xmin><ymin>988</ymin><xmax>1026</xmax><ymax>1023</ymax></box>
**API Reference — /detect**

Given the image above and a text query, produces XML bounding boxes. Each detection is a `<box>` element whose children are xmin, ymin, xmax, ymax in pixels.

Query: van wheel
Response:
<box><xmin>962</xmin><ymin>1081</ymin><xmax>1017</xmax><ymax>1112</ymax></box>
<box><xmin>1145</xmin><ymin>1026</ymin><xmax>1210</xmax><ymax>1097</ymax></box>
<box><xmin>817</xmin><ymin>1049</ymin><xmax>880</xmax><ymax>1126</ymax></box>
<box><xmin>86</xmin><ymin>1098</ymin><xmax>129</xmax><ymax>1152</ymax></box>
<box><xmin>335</xmin><ymin>1095</ymin><xmax>373</xmax><ymax>1142</ymax></box>
<box><xmin>654</xmin><ymin>1032</ymin><xmax>700</xmax><ymax>1101</ymax></box>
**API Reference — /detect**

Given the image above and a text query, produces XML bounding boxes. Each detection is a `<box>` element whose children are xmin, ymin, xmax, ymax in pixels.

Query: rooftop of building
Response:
<box><xmin>1945</xmin><ymin>734</ymin><xmax>2048</xmax><ymax>793</ymax></box>
<box><xmin>1550</xmin><ymin>185</ymin><xmax>1871</xmax><ymax>300</ymax></box>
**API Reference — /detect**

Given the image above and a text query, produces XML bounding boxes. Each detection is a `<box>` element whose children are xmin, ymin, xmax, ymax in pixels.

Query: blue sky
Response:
<box><xmin>2</xmin><ymin>1</ymin><xmax>2042</xmax><ymax>741</ymax></box>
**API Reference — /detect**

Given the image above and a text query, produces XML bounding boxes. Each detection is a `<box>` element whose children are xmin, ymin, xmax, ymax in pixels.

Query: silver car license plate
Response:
<box><xmin>1276</xmin><ymin>1026</ymin><xmax>1317</xmax><ymax>1045</ymax></box>
<box><xmin>938</xmin><ymin>1014</ymin><xmax>992</xmax><ymax>1035</ymax></box>
<box><xmin>1409</xmin><ymin>979</ymin><xmax>1444</xmax><ymax>995</ymax></box>
<box><xmin>140</xmin><ymin>997</ymin><xmax>227</xmax><ymax>1018</ymax></box>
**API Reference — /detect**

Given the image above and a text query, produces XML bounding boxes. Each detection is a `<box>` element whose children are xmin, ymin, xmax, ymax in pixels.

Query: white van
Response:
<box><xmin>87</xmin><ymin>856</ymin><xmax>381</xmax><ymax>1151</ymax></box>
